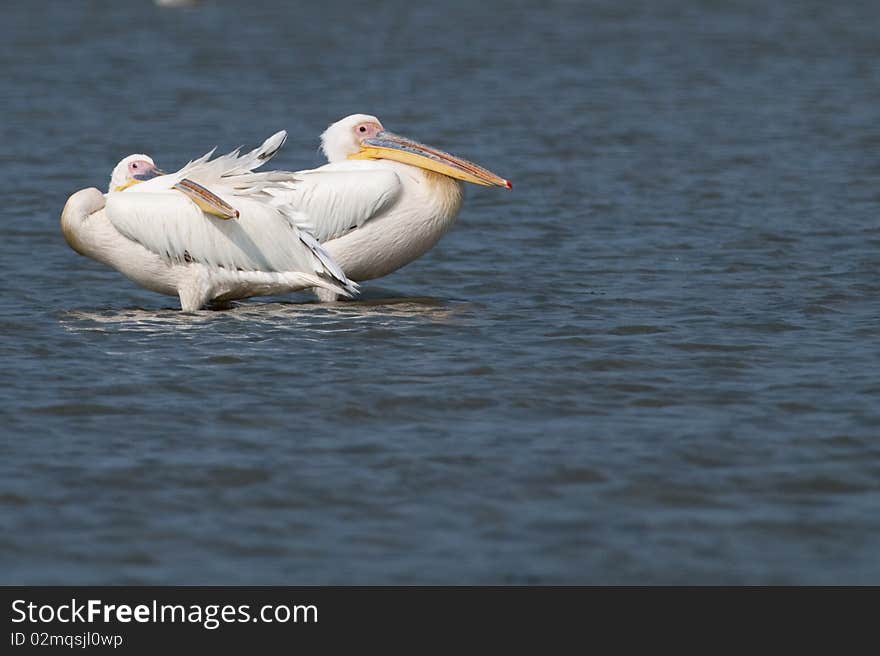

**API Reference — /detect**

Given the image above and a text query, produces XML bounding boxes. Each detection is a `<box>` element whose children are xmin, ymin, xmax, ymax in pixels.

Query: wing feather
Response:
<box><xmin>104</xmin><ymin>191</ymin><xmax>357</xmax><ymax>294</ymax></box>
<box><xmin>128</xmin><ymin>131</ymin><xmax>290</xmax><ymax>195</ymax></box>
<box><xmin>275</xmin><ymin>165</ymin><xmax>403</xmax><ymax>242</ymax></box>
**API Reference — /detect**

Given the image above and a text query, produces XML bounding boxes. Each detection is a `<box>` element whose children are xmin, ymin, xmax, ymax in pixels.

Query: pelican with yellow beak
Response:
<box><xmin>61</xmin><ymin>132</ymin><xmax>358</xmax><ymax>311</ymax></box>
<box><xmin>277</xmin><ymin>114</ymin><xmax>511</xmax><ymax>301</ymax></box>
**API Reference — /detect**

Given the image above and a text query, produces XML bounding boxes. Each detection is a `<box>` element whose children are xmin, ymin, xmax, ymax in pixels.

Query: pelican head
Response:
<box><xmin>109</xmin><ymin>155</ymin><xmax>165</xmax><ymax>192</ymax></box>
<box><xmin>321</xmin><ymin>114</ymin><xmax>511</xmax><ymax>189</ymax></box>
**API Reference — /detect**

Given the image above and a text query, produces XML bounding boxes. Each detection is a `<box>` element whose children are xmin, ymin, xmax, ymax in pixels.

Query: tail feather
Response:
<box><xmin>175</xmin><ymin>131</ymin><xmax>289</xmax><ymax>189</ymax></box>
<box><xmin>298</xmin><ymin>272</ymin><xmax>359</xmax><ymax>299</ymax></box>
<box><xmin>296</xmin><ymin>228</ymin><xmax>358</xmax><ymax>296</ymax></box>
<box><xmin>222</xmin><ymin>130</ymin><xmax>288</xmax><ymax>177</ymax></box>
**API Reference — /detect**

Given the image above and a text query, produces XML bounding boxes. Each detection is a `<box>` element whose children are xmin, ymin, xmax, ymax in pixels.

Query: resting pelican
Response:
<box><xmin>278</xmin><ymin>114</ymin><xmax>511</xmax><ymax>301</ymax></box>
<box><xmin>61</xmin><ymin>132</ymin><xmax>357</xmax><ymax>311</ymax></box>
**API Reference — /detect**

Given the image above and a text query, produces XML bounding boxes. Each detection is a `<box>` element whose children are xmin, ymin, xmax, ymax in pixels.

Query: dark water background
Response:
<box><xmin>2</xmin><ymin>0</ymin><xmax>879</xmax><ymax>583</ymax></box>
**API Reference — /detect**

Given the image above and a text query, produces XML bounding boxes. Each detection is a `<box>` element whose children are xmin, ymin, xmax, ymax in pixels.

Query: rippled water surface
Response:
<box><xmin>2</xmin><ymin>0</ymin><xmax>880</xmax><ymax>583</ymax></box>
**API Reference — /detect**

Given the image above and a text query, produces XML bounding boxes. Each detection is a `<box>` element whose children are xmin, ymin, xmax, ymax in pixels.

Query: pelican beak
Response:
<box><xmin>133</xmin><ymin>167</ymin><xmax>166</xmax><ymax>182</ymax></box>
<box><xmin>173</xmin><ymin>178</ymin><xmax>240</xmax><ymax>220</ymax></box>
<box><xmin>113</xmin><ymin>167</ymin><xmax>167</xmax><ymax>192</ymax></box>
<box><xmin>348</xmin><ymin>131</ymin><xmax>512</xmax><ymax>189</ymax></box>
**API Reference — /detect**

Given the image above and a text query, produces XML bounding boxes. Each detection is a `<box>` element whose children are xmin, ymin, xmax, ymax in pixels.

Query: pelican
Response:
<box><xmin>277</xmin><ymin>114</ymin><xmax>511</xmax><ymax>301</ymax></box>
<box><xmin>61</xmin><ymin>132</ymin><xmax>357</xmax><ymax>311</ymax></box>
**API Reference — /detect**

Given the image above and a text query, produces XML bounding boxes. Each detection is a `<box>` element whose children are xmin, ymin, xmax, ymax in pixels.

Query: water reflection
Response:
<box><xmin>58</xmin><ymin>295</ymin><xmax>475</xmax><ymax>335</ymax></box>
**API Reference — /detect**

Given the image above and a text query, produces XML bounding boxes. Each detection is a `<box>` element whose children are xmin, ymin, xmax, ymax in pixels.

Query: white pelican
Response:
<box><xmin>61</xmin><ymin>132</ymin><xmax>357</xmax><ymax>311</ymax></box>
<box><xmin>278</xmin><ymin>114</ymin><xmax>511</xmax><ymax>301</ymax></box>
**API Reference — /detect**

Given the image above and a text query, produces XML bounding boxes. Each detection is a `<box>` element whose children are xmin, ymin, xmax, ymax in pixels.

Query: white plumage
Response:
<box><xmin>272</xmin><ymin>114</ymin><xmax>511</xmax><ymax>301</ymax></box>
<box><xmin>278</xmin><ymin>164</ymin><xmax>402</xmax><ymax>243</ymax></box>
<box><xmin>61</xmin><ymin>132</ymin><xmax>357</xmax><ymax>311</ymax></box>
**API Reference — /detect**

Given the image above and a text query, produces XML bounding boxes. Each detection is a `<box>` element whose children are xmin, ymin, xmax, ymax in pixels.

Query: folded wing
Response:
<box><xmin>104</xmin><ymin>191</ymin><xmax>358</xmax><ymax>295</ymax></box>
<box><xmin>274</xmin><ymin>163</ymin><xmax>403</xmax><ymax>242</ymax></box>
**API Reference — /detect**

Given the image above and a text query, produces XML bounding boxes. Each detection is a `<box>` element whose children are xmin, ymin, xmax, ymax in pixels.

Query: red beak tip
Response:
<box><xmin>505</xmin><ymin>180</ymin><xmax>512</xmax><ymax>189</ymax></box>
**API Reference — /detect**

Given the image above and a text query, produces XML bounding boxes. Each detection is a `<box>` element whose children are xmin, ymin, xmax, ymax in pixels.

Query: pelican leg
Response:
<box><xmin>177</xmin><ymin>275</ymin><xmax>212</xmax><ymax>312</ymax></box>
<box><xmin>313</xmin><ymin>287</ymin><xmax>340</xmax><ymax>303</ymax></box>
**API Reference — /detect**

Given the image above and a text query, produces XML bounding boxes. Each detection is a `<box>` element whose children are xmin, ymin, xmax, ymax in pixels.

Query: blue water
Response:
<box><xmin>2</xmin><ymin>0</ymin><xmax>880</xmax><ymax>584</ymax></box>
